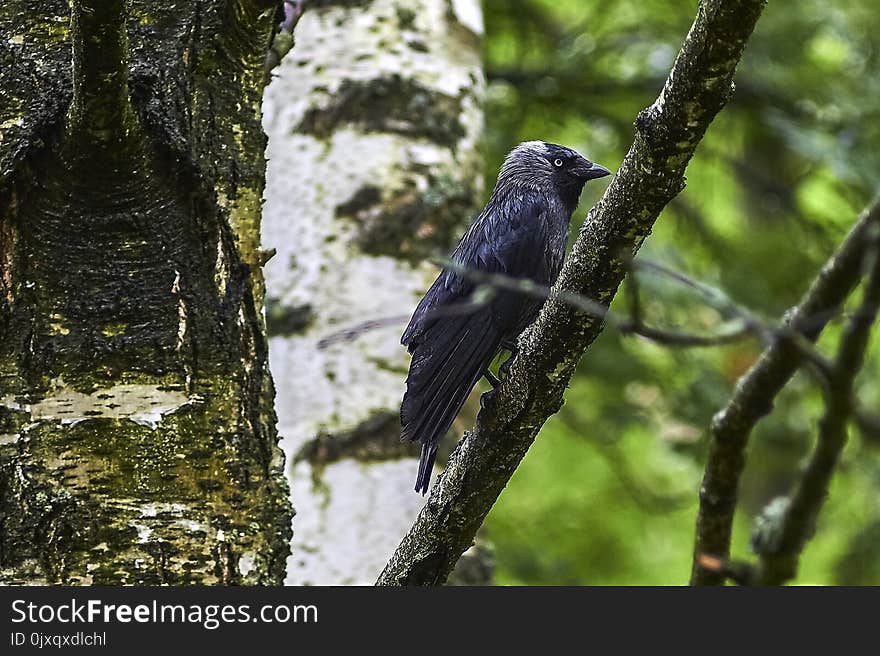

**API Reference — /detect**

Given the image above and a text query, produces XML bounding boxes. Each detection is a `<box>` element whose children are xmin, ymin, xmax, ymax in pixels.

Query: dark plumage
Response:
<box><xmin>400</xmin><ymin>141</ymin><xmax>612</xmax><ymax>494</ymax></box>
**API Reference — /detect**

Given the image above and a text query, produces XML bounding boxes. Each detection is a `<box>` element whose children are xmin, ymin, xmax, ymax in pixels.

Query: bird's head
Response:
<box><xmin>496</xmin><ymin>141</ymin><xmax>611</xmax><ymax>211</ymax></box>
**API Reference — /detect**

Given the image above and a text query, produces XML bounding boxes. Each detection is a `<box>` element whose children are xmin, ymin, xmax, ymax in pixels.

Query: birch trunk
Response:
<box><xmin>261</xmin><ymin>0</ymin><xmax>485</xmax><ymax>585</ymax></box>
<box><xmin>0</xmin><ymin>0</ymin><xmax>291</xmax><ymax>584</ymax></box>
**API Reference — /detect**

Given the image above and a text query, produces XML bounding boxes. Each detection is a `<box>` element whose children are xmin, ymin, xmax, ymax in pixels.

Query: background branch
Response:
<box><xmin>752</xmin><ymin>230</ymin><xmax>880</xmax><ymax>584</ymax></box>
<box><xmin>377</xmin><ymin>0</ymin><xmax>768</xmax><ymax>586</ymax></box>
<box><xmin>690</xmin><ymin>197</ymin><xmax>880</xmax><ymax>585</ymax></box>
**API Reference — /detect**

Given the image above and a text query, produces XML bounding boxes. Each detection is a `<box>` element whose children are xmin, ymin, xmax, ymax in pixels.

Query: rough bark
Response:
<box><xmin>260</xmin><ymin>0</ymin><xmax>485</xmax><ymax>584</ymax></box>
<box><xmin>377</xmin><ymin>0</ymin><xmax>767</xmax><ymax>586</ymax></box>
<box><xmin>0</xmin><ymin>0</ymin><xmax>291</xmax><ymax>584</ymax></box>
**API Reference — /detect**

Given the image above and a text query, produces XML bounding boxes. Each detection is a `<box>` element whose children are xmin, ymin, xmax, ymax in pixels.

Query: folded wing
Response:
<box><xmin>401</xmin><ymin>195</ymin><xmax>554</xmax><ymax>494</ymax></box>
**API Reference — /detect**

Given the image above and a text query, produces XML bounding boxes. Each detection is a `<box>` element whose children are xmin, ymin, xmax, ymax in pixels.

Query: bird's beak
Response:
<box><xmin>573</xmin><ymin>162</ymin><xmax>612</xmax><ymax>181</ymax></box>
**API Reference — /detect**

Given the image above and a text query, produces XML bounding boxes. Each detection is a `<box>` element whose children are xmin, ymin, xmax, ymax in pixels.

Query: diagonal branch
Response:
<box><xmin>377</xmin><ymin>0</ymin><xmax>768</xmax><ymax>586</ymax></box>
<box><xmin>690</xmin><ymin>197</ymin><xmax>880</xmax><ymax>585</ymax></box>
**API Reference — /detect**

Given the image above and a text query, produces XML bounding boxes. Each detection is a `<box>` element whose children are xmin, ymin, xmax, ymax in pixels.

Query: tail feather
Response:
<box><xmin>415</xmin><ymin>442</ymin><xmax>439</xmax><ymax>494</ymax></box>
<box><xmin>401</xmin><ymin>312</ymin><xmax>501</xmax><ymax>494</ymax></box>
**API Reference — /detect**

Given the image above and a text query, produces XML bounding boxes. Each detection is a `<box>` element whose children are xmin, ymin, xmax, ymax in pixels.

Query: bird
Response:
<box><xmin>400</xmin><ymin>141</ymin><xmax>611</xmax><ymax>494</ymax></box>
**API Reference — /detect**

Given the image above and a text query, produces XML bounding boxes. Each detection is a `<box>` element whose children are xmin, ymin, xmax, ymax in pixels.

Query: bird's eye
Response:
<box><xmin>553</xmin><ymin>158</ymin><xmax>564</xmax><ymax>168</ymax></box>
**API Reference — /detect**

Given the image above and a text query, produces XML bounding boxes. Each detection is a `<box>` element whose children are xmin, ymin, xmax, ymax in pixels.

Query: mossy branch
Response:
<box><xmin>690</xmin><ymin>198</ymin><xmax>880</xmax><ymax>585</ymax></box>
<box><xmin>377</xmin><ymin>0</ymin><xmax>768</xmax><ymax>587</ymax></box>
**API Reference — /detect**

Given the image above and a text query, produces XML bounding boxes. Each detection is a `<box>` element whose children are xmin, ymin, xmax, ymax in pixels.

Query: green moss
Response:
<box><xmin>334</xmin><ymin>185</ymin><xmax>382</xmax><ymax>219</ymax></box>
<box><xmin>100</xmin><ymin>322</ymin><xmax>127</xmax><ymax>337</ymax></box>
<box><xmin>338</xmin><ymin>171</ymin><xmax>480</xmax><ymax>262</ymax></box>
<box><xmin>294</xmin><ymin>411</ymin><xmax>410</xmax><ymax>466</ymax></box>
<box><xmin>225</xmin><ymin>186</ymin><xmax>267</xmax><ymax>311</ymax></box>
<box><xmin>395</xmin><ymin>4</ymin><xmax>417</xmax><ymax>29</ymax></box>
<box><xmin>0</xmin><ymin>373</ymin><xmax>290</xmax><ymax>584</ymax></box>
<box><xmin>265</xmin><ymin>301</ymin><xmax>314</xmax><ymax>337</ymax></box>
<box><xmin>296</xmin><ymin>75</ymin><xmax>467</xmax><ymax>148</ymax></box>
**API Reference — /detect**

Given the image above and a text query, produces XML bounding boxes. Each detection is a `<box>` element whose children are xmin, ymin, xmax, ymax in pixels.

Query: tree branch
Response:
<box><xmin>377</xmin><ymin>0</ymin><xmax>768</xmax><ymax>587</ymax></box>
<box><xmin>752</xmin><ymin>230</ymin><xmax>880</xmax><ymax>585</ymax></box>
<box><xmin>690</xmin><ymin>197</ymin><xmax>880</xmax><ymax>585</ymax></box>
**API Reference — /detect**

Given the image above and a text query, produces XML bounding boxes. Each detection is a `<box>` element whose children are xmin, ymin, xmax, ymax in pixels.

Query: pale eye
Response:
<box><xmin>553</xmin><ymin>158</ymin><xmax>564</xmax><ymax>167</ymax></box>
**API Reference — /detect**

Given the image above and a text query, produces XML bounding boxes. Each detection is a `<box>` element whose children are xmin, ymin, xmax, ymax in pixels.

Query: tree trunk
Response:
<box><xmin>261</xmin><ymin>0</ymin><xmax>485</xmax><ymax>584</ymax></box>
<box><xmin>0</xmin><ymin>0</ymin><xmax>291</xmax><ymax>584</ymax></box>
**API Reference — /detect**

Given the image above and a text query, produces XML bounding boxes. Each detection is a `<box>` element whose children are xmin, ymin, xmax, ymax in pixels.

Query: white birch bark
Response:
<box><xmin>261</xmin><ymin>0</ymin><xmax>484</xmax><ymax>585</ymax></box>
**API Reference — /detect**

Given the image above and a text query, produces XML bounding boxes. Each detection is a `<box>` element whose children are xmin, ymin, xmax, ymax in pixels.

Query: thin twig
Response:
<box><xmin>315</xmin><ymin>315</ymin><xmax>411</xmax><ymax>349</ymax></box>
<box><xmin>618</xmin><ymin>319</ymin><xmax>750</xmax><ymax>347</ymax></box>
<box><xmin>634</xmin><ymin>260</ymin><xmax>773</xmax><ymax>343</ymax></box>
<box><xmin>316</xmin><ymin>258</ymin><xmax>761</xmax><ymax>351</ymax></box>
<box><xmin>442</xmin><ymin>258</ymin><xmax>761</xmax><ymax>348</ymax></box>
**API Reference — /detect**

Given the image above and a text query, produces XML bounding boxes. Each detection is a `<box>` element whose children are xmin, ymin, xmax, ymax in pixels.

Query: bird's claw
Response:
<box><xmin>498</xmin><ymin>356</ymin><xmax>514</xmax><ymax>380</ymax></box>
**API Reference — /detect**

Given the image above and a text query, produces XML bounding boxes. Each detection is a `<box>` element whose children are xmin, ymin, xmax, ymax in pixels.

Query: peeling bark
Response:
<box><xmin>0</xmin><ymin>0</ymin><xmax>291</xmax><ymax>584</ymax></box>
<box><xmin>261</xmin><ymin>0</ymin><xmax>485</xmax><ymax>584</ymax></box>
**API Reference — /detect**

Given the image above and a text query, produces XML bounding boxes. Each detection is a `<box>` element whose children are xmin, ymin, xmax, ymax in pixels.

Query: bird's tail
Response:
<box><xmin>401</xmin><ymin>312</ymin><xmax>501</xmax><ymax>494</ymax></box>
<box><xmin>415</xmin><ymin>442</ymin><xmax>439</xmax><ymax>495</ymax></box>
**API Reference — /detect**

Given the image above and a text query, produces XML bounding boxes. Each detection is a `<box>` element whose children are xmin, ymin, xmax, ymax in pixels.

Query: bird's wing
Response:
<box><xmin>400</xmin><ymin>266</ymin><xmax>470</xmax><ymax>349</ymax></box>
<box><xmin>399</xmin><ymin>195</ymin><xmax>555</xmax><ymax>493</ymax></box>
<box><xmin>402</xmin><ymin>196</ymin><xmax>552</xmax><ymax>349</ymax></box>
<box><xmin>468</xmin><ymin>195</ymin><xmax>556</xmax><ymax>335</ymax></box>
<box><xmin>470</xmin><ymin>195</ymin><xmax>553</xmax><ymax>280</ymax></box>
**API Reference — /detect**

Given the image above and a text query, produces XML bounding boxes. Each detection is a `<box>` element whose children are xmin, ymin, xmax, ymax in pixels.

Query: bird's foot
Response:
<box><xmin>498</xmin><ymin>340</ymin><xmax>519</xmax><ymax>379</ymax></box>
<box><xmin>499</xmin><ymin>352</ymin><xmax>516</xmax><ymax>380</ymax></box>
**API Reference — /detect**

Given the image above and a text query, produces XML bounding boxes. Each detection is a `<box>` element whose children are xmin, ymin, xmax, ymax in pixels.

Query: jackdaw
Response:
<box><xmin>400</xmin><ymin>141</ymin><xmax>611</xmax><ymax>494</ymax></box>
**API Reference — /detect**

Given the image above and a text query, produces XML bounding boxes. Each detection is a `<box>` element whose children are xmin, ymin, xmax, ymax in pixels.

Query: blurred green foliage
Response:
<box><xmin>480</xmin><ymin>0</ymin><xmax>880</xmax><ymax>585</ymax></box>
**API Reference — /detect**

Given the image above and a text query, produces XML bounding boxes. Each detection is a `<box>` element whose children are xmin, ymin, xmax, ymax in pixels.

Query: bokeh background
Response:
<box><xmin>478</xmin><ymin>0</ymin><xmax>880</xmax><ymax>585</ymax></box>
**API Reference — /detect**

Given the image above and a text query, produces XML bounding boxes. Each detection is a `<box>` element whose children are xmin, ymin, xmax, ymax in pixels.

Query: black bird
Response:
<box><xmin>400</xmin><ymin>141</ymin><xmax>611</xmax><ymax>494</ymax></box>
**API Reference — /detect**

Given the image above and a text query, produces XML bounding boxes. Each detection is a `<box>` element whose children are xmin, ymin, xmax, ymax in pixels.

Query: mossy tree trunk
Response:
<box><xmin>261</xmin><ymin>0</ymin><xmax>485</xmax><ymax>584</ymax></box>
<box><xmin>0</xmin><ymin>0</ymin><xmax>291</xmax><ymax>584</ymax></box>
